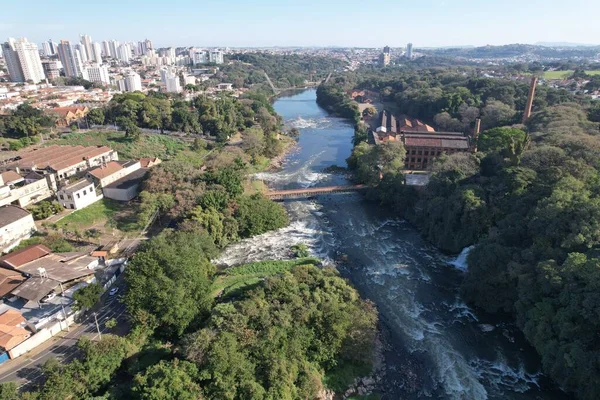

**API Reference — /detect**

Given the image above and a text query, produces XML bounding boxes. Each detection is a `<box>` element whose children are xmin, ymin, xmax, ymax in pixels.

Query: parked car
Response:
<box><xmin>109</xmin><ymin>287</ymin><xmax>119</xmax><ymax>296</ymax></box>
<box><xmin>41</xmin><ymin>293</ymin><xmax>57</xmax><ymax>303</ymax></box>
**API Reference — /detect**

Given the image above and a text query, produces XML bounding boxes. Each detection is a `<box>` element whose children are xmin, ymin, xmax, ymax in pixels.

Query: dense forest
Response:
<box><xmin>334</xmin><ymin>67</ymin><xmax>600</xmax><ymax>399</ymax></box>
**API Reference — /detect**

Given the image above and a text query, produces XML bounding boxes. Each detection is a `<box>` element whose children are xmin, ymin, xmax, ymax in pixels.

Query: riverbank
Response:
<box><xmin>217</xmin><ymin>88</ymin><xmax>570</xmax><ymax>399</ymax></box>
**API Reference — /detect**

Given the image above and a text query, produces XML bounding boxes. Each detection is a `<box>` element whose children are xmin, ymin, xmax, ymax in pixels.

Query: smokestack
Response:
<box><xmin>473</xmin><ymin>118</ymin><xmax>481</xmax><ymax>152</ymax></box>
<box><xmin>522</xmin><ymin>76</ymin><xmax>538</xmax><ymax>124</ymax></box>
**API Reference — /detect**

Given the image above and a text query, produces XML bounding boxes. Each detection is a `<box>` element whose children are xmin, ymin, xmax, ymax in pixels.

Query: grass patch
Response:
<box><xmin>47</xmin><ymin>131</ymin><xmax>188</xmax><ymax>160</ymax></box>
<box><xmin>323</xmin><ymin>362</ymin><xmax>373</xmax><ymax>393</ymax></box>
<box><xmin>543</xmin><ymin>70</ymin><xmax>600</xmax><ymax>79</ymax></box>
<box><xmin>211</xmin><ymin>257</ymin><xmax>319</xmax><ymax>298</ymax></box>
<box><xmin>55</xmin><ymin>198</ymin><xmax>138</xmax><ymax>232</ymax></box>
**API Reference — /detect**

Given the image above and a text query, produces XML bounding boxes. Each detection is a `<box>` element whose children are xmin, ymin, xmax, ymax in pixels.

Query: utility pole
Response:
<box><xmin>61</xmin><ymin>304</ymin><xmax>70</xmax><ymax>332</ymax></box>
<box><xmin>93</xmin><ymin>313</ymin><xmax>102</xmax><ymax>340</ymax></box>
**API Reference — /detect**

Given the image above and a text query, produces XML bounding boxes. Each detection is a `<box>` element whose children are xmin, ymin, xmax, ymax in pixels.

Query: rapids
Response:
<box><xmin>216</xmin><ymin>89</ymin><xmax>570</xmax><ymax>400</ymax></box>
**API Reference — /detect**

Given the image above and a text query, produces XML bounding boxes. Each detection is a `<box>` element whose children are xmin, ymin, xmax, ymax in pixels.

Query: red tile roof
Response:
<box><xmin>0</xmin><ymin>244</ymin><xmax>51</xmax><ymax>270</ymax></box>
<box><xmin>88</xmin><ymin>161</ymin><xmax>123</xmax><ymax>179</ymax></box>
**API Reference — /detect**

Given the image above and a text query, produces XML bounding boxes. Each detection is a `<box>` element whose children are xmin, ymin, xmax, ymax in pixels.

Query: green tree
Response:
<box><xmin>132</xmin><ymin>359</ymin><xmax>202</xmax><ymax>400</ymax></box>
<box><xmin>87</xmin><ymin>108</ymin><xmax>106</xmax><ymax>125</ymax></box>
<box><xmin>73</xmin><ymin>283</ymin><xmax>103</xmax><ymax>311</ymax></box>
<box><xmin>124</xmin><ymin>230</ymin><xmax>217</xmax><ymax>336</ymax></box>
<box><xmin>234</xmin><ymin>195</ymin><xmax>289</xmax><ymax>237</ymax></box>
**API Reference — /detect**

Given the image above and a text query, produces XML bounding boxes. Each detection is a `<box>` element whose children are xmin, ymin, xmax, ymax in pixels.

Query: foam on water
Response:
<box><xmin>254</xmin><ymin>150</ymin><xmax>331</xmax><ymax>188</ymax></box>
<box><xmin>449</xmin><ymin>246</ymin><xmax>474</xmax><ymax>271</ymax></box>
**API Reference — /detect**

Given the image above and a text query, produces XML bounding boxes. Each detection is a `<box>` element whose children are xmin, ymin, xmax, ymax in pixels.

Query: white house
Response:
<box><xmin>0</xmin><ymin>205</ymin><xmax>36</xmax><ymax>253</ymax></box>
<box><xmin>57</xmin><ymin>179</ymin><xmax>102</xmax><ymax>210</ymax></box>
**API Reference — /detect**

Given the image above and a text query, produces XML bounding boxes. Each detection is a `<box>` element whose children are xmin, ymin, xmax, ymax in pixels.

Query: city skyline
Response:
<box><xmin>1</xmin><ymin>0</ymin><xmax>598</xmax><ymax>48</ymax></box>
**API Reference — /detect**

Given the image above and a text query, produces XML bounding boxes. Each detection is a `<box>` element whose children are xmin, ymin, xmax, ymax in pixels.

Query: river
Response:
<box><xmin>217</xmin><ymin>89</ymin><xmax>570</xmax><ymax>399</ymax></box>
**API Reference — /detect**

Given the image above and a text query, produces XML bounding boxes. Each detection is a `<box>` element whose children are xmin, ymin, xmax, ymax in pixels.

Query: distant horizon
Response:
<box><xmin>6</xmin><ymin>40</ymin><xmax>599</xmax><ymax>51</ymax></box>
<box><xmin>2</xmin><ymin>0</ymin><xmax>599</xmax><ymax>49</ymax></box>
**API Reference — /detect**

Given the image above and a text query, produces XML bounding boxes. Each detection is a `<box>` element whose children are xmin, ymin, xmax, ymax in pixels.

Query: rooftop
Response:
<box><xmin>87</xmin><ymin>161</ymin><xmax>123</xmax><ymax>180</ymax></box>
<box><xmin>59</xmin><ymin>178</ymin><xmax>94</xmax><ymax>193</ymax></box>
<box><xmin>0</xmin><ymin>205</ymin><xmax>31</xmax><ymax>227</ymax></box>
<box><xmin>8</xmin><ymin>145</ymin><xmax>113</xmax><ymax>172</ymax></box>
<box><xmin>16</xmin><ymin>253</ymin><xmax>98</xmax><ymax>283</ymax></box>
<box><xmin>0</xmin><ymin>171</ymin><xmax>23</xmax><ymax>185</ymax></box>
<box><xmin>0</xmin><ymin>244</ymin><xmax>52</xmax><ymax>270</ymax></box>
<box><xmin>104</xmin><ymin>168</ymin><xmax>147</xmax><ymax>190</ymax></box>
<box><xmin>9</xmin><ymin>277</ymin><xmax>59</xmax><ymax>303</ymax></box>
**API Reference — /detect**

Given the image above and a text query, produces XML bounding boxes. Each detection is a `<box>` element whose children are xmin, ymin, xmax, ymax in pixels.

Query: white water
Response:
<box><xmin>218</xmin><ymin>89</ymin><xmax>565</xmax><ymax>400</ymax></box>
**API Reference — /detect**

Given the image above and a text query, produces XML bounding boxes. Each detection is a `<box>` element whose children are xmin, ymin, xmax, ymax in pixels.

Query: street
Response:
<box><xmin>0</xmin><ymin>277</ymin><xmax>130</xmax><ymax>390</ymax></box>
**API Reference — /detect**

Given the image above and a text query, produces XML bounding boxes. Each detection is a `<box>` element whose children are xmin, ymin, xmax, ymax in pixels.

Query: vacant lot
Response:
<box><xmin>544</xmin><ymin>70</ymin><xmax>600</xmax><ymax>80</ymax></box>
<box><xmin>48</xmin><ymin>131</ymin><xmax>188</xmax><ymax>160</ymax></box>
<box><xmin>55</xmin><ymin>198</ymin><xmax>139</xmax><ymax>233</ymax></box>
<box><xmin>211</xmin><ymin>258</ymin><xmax>319</xmax><ymax>298</ymax></box>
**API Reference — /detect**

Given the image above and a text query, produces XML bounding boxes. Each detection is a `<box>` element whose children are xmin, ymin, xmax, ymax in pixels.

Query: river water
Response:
<box><xmin>217</xmin><ymin>89</ymin><xmax>569</xmax><ymax>400</ymax></box>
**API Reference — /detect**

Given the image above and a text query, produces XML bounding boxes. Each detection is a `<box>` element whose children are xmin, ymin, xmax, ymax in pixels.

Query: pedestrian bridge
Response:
<box><xmin>266</xmin><ymin>185</ymin><xmax>367</xmax><ymax>200</ymax></box>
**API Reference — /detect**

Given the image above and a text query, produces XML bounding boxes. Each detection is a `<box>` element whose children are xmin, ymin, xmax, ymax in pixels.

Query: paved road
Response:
<box><xmin>0</xmin><ymin>277</ymin><xmax>130</xmax><ymax>390</ymax></box>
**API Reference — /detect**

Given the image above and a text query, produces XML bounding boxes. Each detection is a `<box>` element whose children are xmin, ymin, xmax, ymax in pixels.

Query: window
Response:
<box><xmin>76</xmin><ymin>193</ymin><xmax>80</xmax><ymax>199</ymax></box>
<box><xmin>411</xmin><ymin>158</ymin><xmax>415</xmax><ymax>162</ymax></box>
<box><xmin>83</xmin><ymin>189</ymin><xmax>87</xmax><ymax>195</ymax></box>
<box><xmin>418</xmin><ymin>150</ymin><xmax>422</xmax><ymax>155</ymax></box>
<box><xmin>417</xmin><ymin>158</ymin><xmax>421</xmax><ymax>162</ymax></box>
<box><xmin>68</xmin><ymin>195</ymin><xmax>72</xmax><ymax>200</ymax></box>
<box><xmin>70</xmin><ymin>204</ymin><xmax>74</xmax><ymax>209</ymax></box>
<box><xmin>411</xmin><ymin>150</ymin><xmax>416</xmax><ymax>155</ymax></box>
<box><xmin>424</xmin><ymin>151</ymin><xmax>429</xmax><ymax>156</ymax></box>
<box><xmin>59</xmin><ymin>194</ymin><xmax>64</xmax><ymax>200</ymax></box>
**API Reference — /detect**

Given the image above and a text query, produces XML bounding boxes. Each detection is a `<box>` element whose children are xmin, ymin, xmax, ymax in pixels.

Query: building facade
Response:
<box><xmin>0</xmin><ymin>206</ymin><xmax>36</xmax><ymax>253</ymax></box>
<box><xmin>123</xmin><ymin>72</ymin><xmax>142</xmax><ymax>92</ymax></box>
<box><xmin>86</xmin><ymin>65</ymin><xmax>110</xmax><ymax>85</ymax></box>
<box><xmin>41</xmin><ymin>61</ymin><xmax>60</xmax><ymax>80</ymax></box>
<box><xmin>57</xmin><ymin>40</ymin><xmax>86</xmax><ymax>79</ymax></box>
<box><xmin>57</xmin><ymin>179</ymin><xmax>102</xmax><ymax>210</ymax></box>
<box><xmin>2</xmin><ymin>38</ymin><xmax>45</xmax><ymax>83</ymax></box>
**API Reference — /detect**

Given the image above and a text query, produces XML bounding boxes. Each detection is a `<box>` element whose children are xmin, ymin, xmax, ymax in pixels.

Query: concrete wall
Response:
<box><xmin>103</xmin><ymin>184</ymin><xmax>139</xmax><ymax>202</ymax></box>
<box><xmin>8</xmin><ymin>312</ymin><xmax>78</xmax><ymax>359</ymax></box>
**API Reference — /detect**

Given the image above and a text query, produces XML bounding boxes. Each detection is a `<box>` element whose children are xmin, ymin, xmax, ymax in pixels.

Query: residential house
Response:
<box><xmin>0</xmin><ymin>206</ymin><xmax>36</xmax><ymax>253</ymax></box>
<box><xmin>0</xmin><ymin>268</ymin><xmax>26</xmax><ymax>299</ymax></box>
<box><xmin>50</xmin><ymin>106</ymin><xmax>89</xmax><ymax>127</ymax></box>
<box><xmin>57</xmin><ymin>179</ymin><xmax>102</xmax><ymax>210</ymax></box>
<box><xmin>0</xmin><ymin>309</ymin><xmax>30</xmax><ymax>352</ymax></box>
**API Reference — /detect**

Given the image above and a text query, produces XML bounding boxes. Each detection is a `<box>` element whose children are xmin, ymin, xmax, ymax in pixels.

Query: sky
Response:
<box><xmin>1</xmin><ymin>0</ymin><xmax>598</xmax><ymax>48</ymax></box>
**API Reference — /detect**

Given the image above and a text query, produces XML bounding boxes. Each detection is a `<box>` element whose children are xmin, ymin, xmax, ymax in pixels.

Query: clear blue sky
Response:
<box><xmin>1</xmin><ymin>0</ymin><xmax>598</xmax><ymax>48</ymax></box>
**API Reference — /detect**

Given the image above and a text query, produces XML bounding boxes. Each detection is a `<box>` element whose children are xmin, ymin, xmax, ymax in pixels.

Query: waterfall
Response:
<box><xmin>449</xmin><ymin>246</ymin><xmax>474</xmax><ymax>271</ymax></box>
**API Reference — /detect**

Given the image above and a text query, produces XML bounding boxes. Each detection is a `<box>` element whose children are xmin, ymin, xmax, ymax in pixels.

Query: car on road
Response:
<box><xmin>108</xmin><ymin>287</ymin><xmax>119</xmax><ymax>296</ymax></box>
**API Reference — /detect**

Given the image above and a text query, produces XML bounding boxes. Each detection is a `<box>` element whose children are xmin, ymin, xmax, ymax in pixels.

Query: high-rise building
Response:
<box><xmin>80</xmin><ymin>34</ymin><xmax>94</xmax><ymax>62</ymax></box>
<box><xmin>209</xmin><ymin>50</ymin><xmax>224</xmax><ymax>64</ymax></box>
<box><xmin>57</xmin><ymin>40</ymin><xmax>86</xmax><ymax>78</ymax></box>
<box><xmin>1</xmin><ymin>38</ymin><xmax>45</xmax><ymax>83</ymax></box>
<box><xmin>92</xmin><ymin>42</ymin><xmax>102</xmax><ymax>64</ymax></box>
<box><xmin>160</xmin><ymin>67</ymin><xmax>181</xmax><ymax>93</ymax></box>
<box><xmin>383</xmin><ymin>45</ymin><xmax>391</xmax><ymax>54</ymax></box>
<box><xmin>193</xmin><ymin>51</ymin><xmax>208</xmax><ymax>65</ymax></box>
<box><xmin>86</xmin><ymin>65</ymin><xmax>110</xmax><ymax>85</ymax></box>
<box><xmin>123</xmin><ymin>72</ymin><xmax>142</xmax><ymax>92</ymax></box>
<box><xmin>406</xmin><ymin>43</ymin><xmax>413</xmax><ymax>59</ymax></box>
<box><xmin>108</xmin><ymin>40</ymin><xmax>119</xmax><ymax>59</ymax></box>
<box><xmin>42</xmin><ymin>60</ymin><xmax>60</xmax><ymax>80</ymax></box>
<box><xmin>102</xmin><ymin>41</ymin><xmax>110</xmax><ymax>57</ymax></box>
<box><xmin>74</xmin><ymin>43</ymin><xmax>88</xmax><ymax>63</ymax></box>
<box><xmin>42</xmin><ymin>42</ymin><xmax>53</xmax><ymax>57</ymax></box>
<box><xmin>117</xmin><ymin>43</ymin><xmax>130</xmax><ymax>63</ymax></box>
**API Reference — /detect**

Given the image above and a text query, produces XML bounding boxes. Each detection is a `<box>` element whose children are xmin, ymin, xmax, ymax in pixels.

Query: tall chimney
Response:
<box><xmin>522</xmin><ymin>76</ymin><xmax>538</xmax><ymax>124</ymax></box>
<box><xmin>473</xmin><ymin>118</ymin><xmax>481</xmax><ymax>152</ymax></box>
